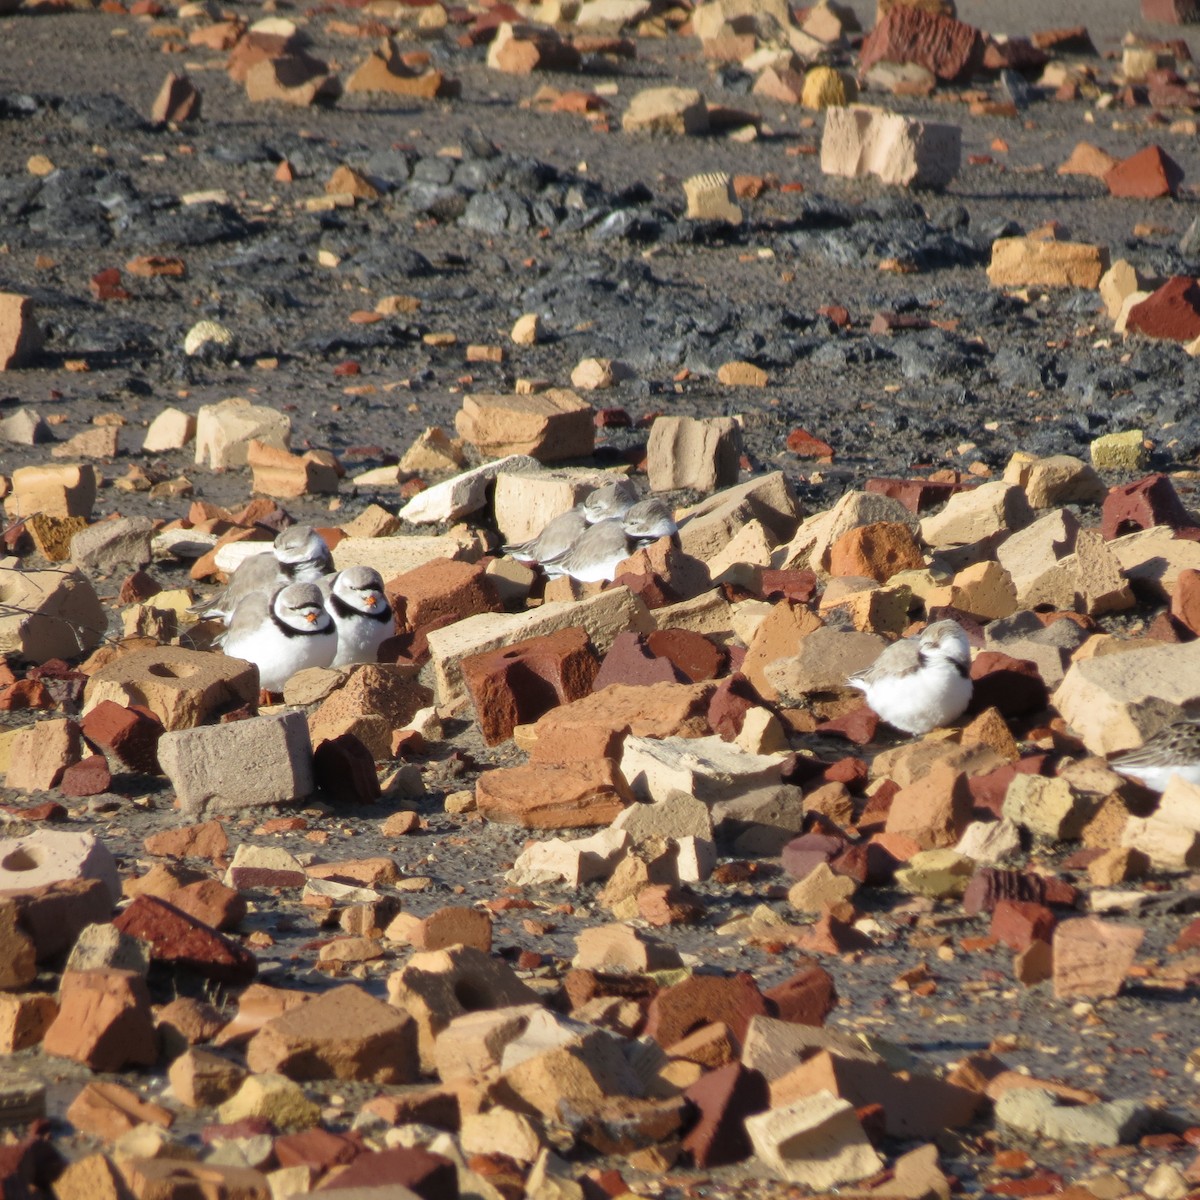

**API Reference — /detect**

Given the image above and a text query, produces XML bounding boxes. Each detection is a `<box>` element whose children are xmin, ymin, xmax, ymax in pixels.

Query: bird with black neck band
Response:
<box><xmin>218</xmin><ymin>581</ymin><xmax>336</xmax><ymax>693</ymax></box>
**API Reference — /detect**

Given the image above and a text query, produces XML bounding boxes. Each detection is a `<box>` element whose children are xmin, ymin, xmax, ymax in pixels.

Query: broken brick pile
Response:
<box><xmin>5</xmin><ymin>421</ymin><xmax>1200</xmax><ymax>1196</ymax></box>
<box><xmin>8</xmin><ymin>0</ymin><xmax>1200</xmax><ymax>1192</ymax></box>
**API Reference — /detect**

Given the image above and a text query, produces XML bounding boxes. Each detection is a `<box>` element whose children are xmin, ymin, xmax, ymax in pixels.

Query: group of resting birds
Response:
<box><xmin>193</xmin><ymin>486</ymin><xmax>1198</xmax><ymax>795</ymax></box>
<box><xmin>192</xmin><ymin>527</ymin><xmax>392</xmax><ymax>692</ymax></box>
<box><xmin>192</xmin><ymin>478</ymin><xmax>678</xmax><ymax>692</ymax></box>
<box><xmin>504</xmin><ymin>479</ymin><xmax>679</xmax><ymax>583</ymax></box>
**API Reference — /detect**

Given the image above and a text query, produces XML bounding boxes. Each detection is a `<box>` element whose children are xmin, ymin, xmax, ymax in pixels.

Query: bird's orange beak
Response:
<box><xmin>366</xmin><ymin>593</ymin><xmax>379</xmax><ymax>606</ymax></box>
<box><xmin>305</xmin><ymin>611</ymin><xmax>317</xmax><ymax>624</ymax></box>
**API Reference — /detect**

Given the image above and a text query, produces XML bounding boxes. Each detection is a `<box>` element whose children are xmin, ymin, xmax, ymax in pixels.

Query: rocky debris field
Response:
<box><xmin>9</xmin><ymin>0</ymin><xmax>1200</xmax><ymax>1196</ymax></box>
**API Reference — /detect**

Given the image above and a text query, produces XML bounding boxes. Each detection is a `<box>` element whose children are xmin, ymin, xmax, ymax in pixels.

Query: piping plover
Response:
<box><xmin>848</xmin><ymin>619</ymin><xmax>973</xmax><ymax>736</ymax></box>
<box><xmin>505</xmin><ymin>508</ymin><xmax>590</xmax><ymax>571</ymax></box>
<box><xmin>539</xmin><ymin>518</ymin><xmax>633</xmax><ymax>584</ymax></box>
<box><xmin>320</xmin><ymin>566</ymin><xmax>394</xmax><ymax>668</ymax></box>
<box><xmin>191</xmin><ymin>525</ymin><xmax>333</xmax><ymax>622</ymax></box>
<box><xmin>582</xmin><ymin>478</ymin><xmax>640</xmax><ymax>523</ymax></box>
<box><xmin>219</xmin><ymin>582</ymin><xmax>337</xmax><ymax>691</ymax></box>
<box><xmin>1109</xmin><ymin>717</ymin><xmax>1200</xmax><ymax>792</ymax></box>
<box><xmin>537</xmin><ymin>498</ymin><xmax>681</xmax><ymax>583</ymax></box>
<box><xmin>505</xmin><ymin>479</ymin><xmax>639</xmax><ymax>571</ymax></box>
<box><xmin>622</xmin><ymin>496</ymin><xmax>678</xmax><ymax>544</ymax></box>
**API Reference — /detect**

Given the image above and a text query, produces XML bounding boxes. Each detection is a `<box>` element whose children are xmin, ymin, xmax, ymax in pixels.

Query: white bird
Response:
<box><xmin>848</xmin><ymin>619</ymin><xmax>973</xmax><ymax>736</ymax></box>
<box><xmin>218</xmin><ymin>582</ymin><xmax>337</xmax><ymax>692</ymax></box>
<box><xmin>1109</xmin><ymin>716</ymin><xmax>1200</xmax><ymax>792</ymax></box>
<box><xmin>505</xmin><ymin>508</ymin><xmax>589</xmax><ymax>570</ymax></box>
<box><xmin>191</xmin><ymin>525</ymin><xmax>333</xmax><ymax>622</ymax></box>
<box><xmin>536</xmin><ymin>497</ymin><xmax>682</xmax><ymax>584</ymax></box>
<box><xmin>622</xmin><ymin>496</ymin><xmax>678</xmax><ymax>544</ymax></box>
<box><xmin>581</xmin><ymin>478</ymin><xmax>639</xmax><ymax>523</ymax></box>
<box><xmin>504</xmin><ymin>479</ymin><xmax>639</xmax><ymax>571</ymax></box>
<box><xmin>319</xmin><ymin>566</ymin><xmax>393</xmax><ymax>668</ymax></box>
<box><xmin>538</xmin><ymin>518</ymin><xmax>633</xmax><ymax>584</ymax></box>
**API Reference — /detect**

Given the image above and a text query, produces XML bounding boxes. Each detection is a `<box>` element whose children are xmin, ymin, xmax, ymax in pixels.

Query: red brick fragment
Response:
<box><xmin>1126</xmin><ymin>277</ymin><xmax>1200</xmax><ymax>343</ymax></box>
<box><xmin>969</xmin><ymin>652</ymin><xmax>1048</xmax><ymax>718</ymax></box>
<box><xmin>1101</xmin><ymin>473</ymin><xmax>1194</xmax><ymax>540</ymax></box>
<box><xmin>0</xmin><ymin>679</ymin><xmax>53</xmax><ymax>711</ymax></box>
<box><xmin>1148</xmin><ymin>80</ymin><xmax>1200</xmax><ymax>108</ymax></box>
<box><xmin>707</xmin><ymin>674</ymin><xmax>761</xmax><ymax>740</ymax></box>
<box><xmin>869</xmin><ymin>311</ymin><xmax>930</xmax><ymax>336</ymax></box>
<box><xmin>786</xmin><ymin>428</ymin><xmax>834</xmax><ymax>459</ymax></box>
<box><xmin>1154</xmin><ymin>611</ymin><xmax>1199</xmax><ymax>643</ymax></box>
<box><xmin>58</xmin><ymin>755</ymin><xmax>113</xmax><ymax>797</ymax></box>
<box><xmin>227</xmin><ymin>865</ymin><xmax>305</xmax><ymax>890</ymax></box>
<box><xmin>782</xmin><ymin>833</ymin><xmax>845</xmax><ymax>880</ymax></box>
<box><xmin>385</xmin><ymin>557</ymin><xmax>501</xmax><ymax>635</ymax></box>
<box><xmin>797</xmin><ymin>912</ymin><xmax>875</xmax><ymax>953</ymax></box>
<box><xmin>644</xmin><ymin>972</ymin><xmax>768</xmax><ymax>1046</ymax></box>
<box><xmin>781</xmin><ymin>756</ymin><xmax>827</xmax><ymax>790</ymax></box>
<box><xmin>638</xmin><ymin>883</ymin><xmax>704</xmax><ymax>926</ymax></box>
<box><xmin>828</xmin><ymin>521</ymin><xmax>924</xmax><ymax>584</ymax></box>
<box><xmin>865</xmin><ymin>476</ymin><xmax>965</xmax><ymax>514</ymax></box>
<box><xmin>112</xmin><ymin>894</ymin><xmax>257</xmax><ymax>984</ymax></box>
<box><xmin>312</xmin><ymin>732</ymin><xmax>381</xmax><ymax>803</ymax></box>
<box><xmin>764</xmin><ymin>964</ymin><xmax>837</xmax><ymax>1026</ymax></box>
<box><xmin>201</xmin><ymin>1116</ymin><xmax>273</xmax><ymax>1143</ymax></box>
<box><xmin>774</xmin><ymin>1050</ymin><xmax>981</xmax><ymax>1138</ymax></box>
<box><xmin>595</xmin><ymin>407</ymin><xmax>631</xmax><ymax>427</ymax></box>
<box><xmin>312</xmin><ymin>1145</ymin><xmax>457</xmax><ymax>1199</ymax></box>
<box><xmin>118</xmin><ymin>569</ymin><xmax>163</xmax><ymax>604</ymax></box>
<box><xmin>611</xmin><ymin>567</ymin><xmax>677</xmax><ymax>610</ymax></box>
<box><xmin>815</xmin><ymin>704</ymin><xmax>879</xmax><ymax>745</ymax></box>
<box><xmin>0</xmin><ymin>1134</ymin><xmax>63</xmax><ymax>1197</ymax></box>
<box><xmin>981</xmin><ymin>35</ymin><xmax>1047</xmax><ymax>70</ymax></box>
<box><xmin>857</xmin><ymin>780</ymin><xmax>899</xmax><ymax>832</ymax></box>
<box><xmin>1105</xmin><ymin>145</ymin><xmax>1184</xmax><ymax>198</ymax></box>
<box><xmin>963</xmin><ymin>867</ymin><xmax>1079</xmax><ymax>917</ymax></box>
<box><xmin>885</xmin><ymin>763</ymin><xmax>973</xmax><ymax>850</ymax></box>
<box><xmin>126</xmin><ymin>256</ymin><xmax>186</xmax><ymax>279</ymax></box>
<box><xmin>1053</xmin><ymin>916</ymin><xmax>1145</xmax><ymax>1000</ymax></box>
<box><xmin>1142</xmin><ymin>0</ymin><xmax>1200</xmax><ymax>21</ymax></box>
<box><xmin>42</xmin><ymin>969</ymin><xmax>157</xmax><ymax>1072</ymax></box>
<box><xmin>590</xmin><ymin>641</ymin><xmax>682</xmax><ymax>707</ymax></box>
<box><xmin>359</xmin><ymin>1086</ymin><xmax>461</xmax><ymax>1132</ymax></box>
<box><xmin>832</xmin><ymin>841</ymin><xmax>898</xmax><ymax>886</ymax></box>
<box><xmin>151</xmin><ymin>71</ymin><xmax>202</xmax><ymax>123</ymax></box>
<box><xmin>81</xmin><ymin>700</ymin><xmax>163</xmax><ymax>774</ymax></box>
<box><xmin>859</xmin><ymin>6</ymin><xmax>985</xmax><ymax>83</ymax></box>
<box><xmin>562</xmin><ymin>968</ymin><xmax>658</xmax><ymax>1011</ymax></box>
<box><xmin>645</xmin><ymin>628</ymin><xmax>726</xmax><ymax>683</ymax></box>
<box><xmin>1170</xmin><ymin>569</ymin><xmax>1200</xmax><ymax>636</ymax></box>
<box><xmin>1171</xmin><ymin>917</ymin><xmax>1200</xmax><ymax>951</ymax></box>
<box><xmin>25</xmin><ymin>661</ymin><xmax>86</xmax><ymax>711</ymax></box>
<box><xmin>8</xmin><ymin>878</ymin><xmax>113</xmax><ymax>961</ymax></box>
<box><xmin>475</xmin><ymin>759</ymin><xmax>631</xmax><ymax>828</ymax></box>
<box><xmin>824</xmin><ymin>756</ymin><xmax>868</xmax><ymax>790</ymax></box>
<box><xmin>90</xmin><ymin>268</ymin><xmax>131</xmax><ymax>302</ymax></box>
<box><xmin>169</xmin><ymin>879</ymin><xmax>247</xmax><ymax>931</ymax></box>
<box><xmin>0</xmin><ymin>800</ymin><xmax>66</xmax><ymax>822</ymax></box>
<box><xmin>463</xmin><ymin>626</ymin><xmax>599</xmax><ymax>745</ymax></box>
<box><xmin>757</xmin><ymin>569</ymin><xmax>818</xmax><ymax>604</ymax></box>
<box><xmin>1031</xmin><ymin>26</ymin><xmax>1097</xmax><ymax>52</ymax></box>
<box><xmin>274</xmin><ymin>1127</ymin><xmax>362</xmax><ymax>1170</ymax></box>
<box><xmin>990</xmin><ymin>899</ymin><xmax>1056</xmax><ymax>952</ymax></box>
<box><xmin>144</xmin><ymin>820</ymin><xmax>229</xmax><ymax>862</ymax></box>
<box><xmin>682</xmin><ymin>1063</ymin><xmax>769</xmax><ymax>1168</ymax></box>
